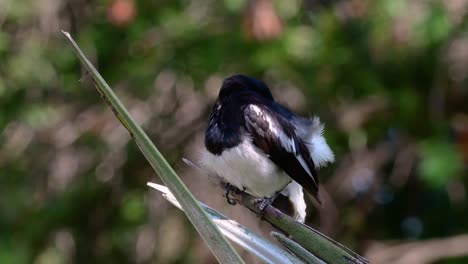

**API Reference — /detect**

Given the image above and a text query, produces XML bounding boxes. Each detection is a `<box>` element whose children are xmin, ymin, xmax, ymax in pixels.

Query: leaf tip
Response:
<box><xmin>61</xmin><ymin>30</ymin><xmax>71</xmax><ymax>39</ymax></box>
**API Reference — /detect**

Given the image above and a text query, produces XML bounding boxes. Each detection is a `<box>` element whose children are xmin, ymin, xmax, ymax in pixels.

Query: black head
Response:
<box><xmin>218</xmin><ymin>74</ymin><xmax>274</xmax><ymax>101</ymax></box>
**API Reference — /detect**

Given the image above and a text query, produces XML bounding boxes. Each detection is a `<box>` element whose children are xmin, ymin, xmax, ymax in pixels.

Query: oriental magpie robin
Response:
<box><xmin>201</xmin><ymin>75</ymin><xmax>334</xmax><ymax>222</ymax></box>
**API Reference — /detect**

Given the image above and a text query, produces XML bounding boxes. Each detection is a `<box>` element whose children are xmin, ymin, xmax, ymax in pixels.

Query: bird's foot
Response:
<box><xmin>253</xmin><ymin>195</ymin><xmax>277</xmax><ymax>219</ymax></box>
<box><xmin>224</xmin><ymin>183</ymin><xmax>242</xmax><ymax>205</ymax></box>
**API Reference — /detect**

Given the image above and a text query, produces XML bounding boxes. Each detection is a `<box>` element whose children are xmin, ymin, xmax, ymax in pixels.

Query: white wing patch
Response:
<box><xmin>247</xmin><ymin>104</ymin><xmax>314</xmax><ymax>180</ymax></box>
<box><xmin>296</xmin><ymin>155</ymin><xmax>315</xmax><ymax>183</ymax></box>
<box><xmin>248</xmin><ymin>105</ymin><xmax>297</xmax><ymax>153</ymax></box>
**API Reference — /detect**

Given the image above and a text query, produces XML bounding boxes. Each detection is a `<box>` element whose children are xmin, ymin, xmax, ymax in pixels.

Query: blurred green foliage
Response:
<box><xmin>420</xmin><ymin>139</ymin><xmax>463</xmax><ymax>188</ymax></box>
<box><xmin>0</xmin><ymin>0</ymin><xmax>467</xmax><ymax>263</ymax></box>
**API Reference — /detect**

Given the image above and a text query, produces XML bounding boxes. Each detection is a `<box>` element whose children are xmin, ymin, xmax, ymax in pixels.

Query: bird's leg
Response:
<box><xmin>224</xmin><ymin>183</ymin><xmax>240</xmax><ymax>205</ymax></box>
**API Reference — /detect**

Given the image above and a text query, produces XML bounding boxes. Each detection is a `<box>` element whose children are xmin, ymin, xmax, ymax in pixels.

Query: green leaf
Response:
<box><xmin>271</xmin><ymin>232</ymin><xmax>323</xmax><ymax>264</ymax></box>
<box><xmin>62</xmin><ymin>30</ymin><xmax>244</xmax><ymax>264</ymax></box>
<box><xmin>148</xmin><ymin>182</ymin><xmax>304</xmax><ymax>264</ymax></box>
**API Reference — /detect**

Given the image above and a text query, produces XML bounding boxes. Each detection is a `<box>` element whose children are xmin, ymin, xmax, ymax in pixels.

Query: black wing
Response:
<box><xmin>244</xmin><ymin>104</ymin><xmax>322</xmax><ymax>203</ymax></box>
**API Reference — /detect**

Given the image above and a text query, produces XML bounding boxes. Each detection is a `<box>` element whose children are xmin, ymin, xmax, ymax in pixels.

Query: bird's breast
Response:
<box><xmin>201</xmin><ymin>138</ymin><xmax>291</xmax><ymax>197</ymax></box>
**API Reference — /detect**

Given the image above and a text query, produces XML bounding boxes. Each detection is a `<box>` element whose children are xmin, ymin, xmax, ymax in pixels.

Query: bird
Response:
<box><xmin>200</xmin><ymin>74</ymin><xmax>334</xmax><ymax>222</ymax></box>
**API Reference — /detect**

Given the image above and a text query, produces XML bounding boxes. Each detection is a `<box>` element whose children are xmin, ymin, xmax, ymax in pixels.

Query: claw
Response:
<box><xmin>252</xmin><ymin>197</ymin><xmax>272</xmax><ymax>218</ymax></box>
<box><xmin>224</xmin><ymin>183</ymin><xmax>238</xmax><ymax>205</ymax></box>
<box><xmin>253</xmin><ymin>192</ymin><xmax>280</xmax><ymax>219</ymax></box>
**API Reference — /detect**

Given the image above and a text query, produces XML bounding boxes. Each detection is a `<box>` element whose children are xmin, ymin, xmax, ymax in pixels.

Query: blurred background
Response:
<box><xmin>1</xmin><ymin>0</ymin><xmax>467</xmax><ymax>263</ymax></box>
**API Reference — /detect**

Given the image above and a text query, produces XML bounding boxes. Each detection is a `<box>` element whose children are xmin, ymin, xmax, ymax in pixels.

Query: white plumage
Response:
<box><xmin>280</xmin><ymin>181</ymin><xmax>307</xmax><ymax>222</ymax></box>
<box><xmin>201</xmin><ymin>138</ymin><xmax>291</xmax><ymax>198</ymax></box>
<box><xmin>303</xmin><ymin>117</ymin><xmax>335</xmax><ymax>168</ymax></box>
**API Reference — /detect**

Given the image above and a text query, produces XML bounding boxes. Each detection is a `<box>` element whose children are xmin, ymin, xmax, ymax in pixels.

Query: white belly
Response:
<box><xmin>200</xmin><ymin>139</ymin><xmax>291</xmax><ymax>197</ymax></box>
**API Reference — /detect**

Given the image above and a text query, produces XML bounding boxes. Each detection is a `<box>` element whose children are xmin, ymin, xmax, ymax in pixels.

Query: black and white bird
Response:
<box><xmin>201</xmin><ymin>75</ymin><xmax>334</xmax><ymax>222</ymax></box>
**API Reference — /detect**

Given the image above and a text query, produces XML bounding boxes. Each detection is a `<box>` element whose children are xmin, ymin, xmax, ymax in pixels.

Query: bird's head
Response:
<box><xmin>218</xmin><ymin>74</ymin><xmax>274</xmax><ymax>101</ymax></box>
